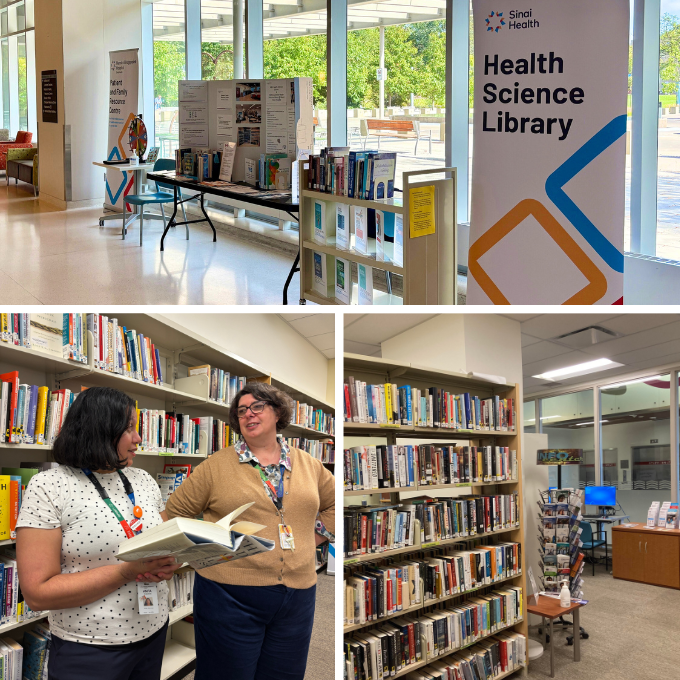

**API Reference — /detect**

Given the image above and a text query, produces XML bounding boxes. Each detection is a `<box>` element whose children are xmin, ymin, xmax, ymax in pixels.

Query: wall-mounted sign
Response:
<box><xmin>537</xmin><ymin>449</ymin><xmax>584</xmax><ymax>465</ymax></box>
<box><xmin>41</xmin><ymin>70</ymin><xmax>58</xmax><ymax>123</ymax></box>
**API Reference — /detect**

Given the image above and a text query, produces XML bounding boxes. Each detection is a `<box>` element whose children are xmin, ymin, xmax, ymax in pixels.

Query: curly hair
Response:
<box><xmin>52</xmin><ymin>386</ymin><xmax>136</xmax><ymax>470</ymax></box>
<box><xmin>229</xmin><ymin>382</ymin><xmax>293</xmax><ymax>436</ymax></box>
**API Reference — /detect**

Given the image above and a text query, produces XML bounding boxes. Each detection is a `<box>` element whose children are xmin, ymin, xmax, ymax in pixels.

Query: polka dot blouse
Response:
<box><xmin>16</xmin><ymin>466</ymin><xmax>169</xmax><ymax>645</ymax></box>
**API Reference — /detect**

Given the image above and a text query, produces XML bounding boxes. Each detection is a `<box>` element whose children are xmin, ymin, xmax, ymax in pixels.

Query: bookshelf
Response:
<box><xmin>0</xmin><ymin>313</ymin><xmax>335</xmax><ymax>668</ymax></box>
<box><xmin>343</xmin><ymin>352</ymin><xmax>528</xmax><ymax>678</ymax></box>
<box><xmin>299</xmin><ymin>167</ymin><xmax>457</xmax><ymax>305</ymax></box>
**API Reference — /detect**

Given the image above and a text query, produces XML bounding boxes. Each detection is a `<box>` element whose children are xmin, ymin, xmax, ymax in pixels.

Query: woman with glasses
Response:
<box><xmin>162</xmin><ymin>382</ymin><xmax>335</xmax><ymax>680</ymax></box>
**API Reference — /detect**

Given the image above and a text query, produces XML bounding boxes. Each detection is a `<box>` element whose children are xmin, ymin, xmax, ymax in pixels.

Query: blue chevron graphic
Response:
<box><xmin>545</xmin><ymin>114</ymin><xmax>627</xmax><ymax>273</ymax></box>
<box><xmin>104</xmin><ymin>146</ymin><xmax>128</xmax><ymax>205</ymax></box>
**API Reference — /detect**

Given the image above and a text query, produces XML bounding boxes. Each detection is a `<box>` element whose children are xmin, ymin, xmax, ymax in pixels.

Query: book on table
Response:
<box><xmin>116</xmin><ymin>502</ymin><xmax>275</xmax><ymax>569</ymax></box>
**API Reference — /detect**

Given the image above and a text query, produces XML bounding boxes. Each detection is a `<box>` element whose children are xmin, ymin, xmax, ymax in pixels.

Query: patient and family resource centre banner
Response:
<box><xmin>468</xmin><ymin>0</ymin><xmax>629</xmax><ymax>305</ymax></box>
<box><xmin>106</xmin><ymin>49</ymin><xmax>140</xmax><ymax>211</ymax></box>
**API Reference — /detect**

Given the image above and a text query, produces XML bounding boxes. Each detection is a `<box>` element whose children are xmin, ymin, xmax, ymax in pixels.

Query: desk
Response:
<box><xmin>526</xmin><ymin>595</ymin><xmax>583</xmax><ymax>678</ymax></box>
<box><xmin>612</xmin><ymin>522</ymin><xmax>680</xmax><ymax>589</ymax></box>
<box><xmin>147</xmin><ymin>171</ymin><xmax>301</xmax><ymax>303</ymax></box>
<box><xmin>93</xmin><ymin>161</ymin><xmax>157</xmax><ymax>231</ymax></box>
<box><xmin>582</xmin><ymin>515</ymin><xmax>630</xmax><ymax>571</ymax></box>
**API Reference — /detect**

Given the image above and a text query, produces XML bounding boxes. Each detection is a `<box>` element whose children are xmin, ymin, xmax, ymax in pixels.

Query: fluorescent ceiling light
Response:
<box><xmin>604</xmin><ymin>375</ymin><xmax>665</xmax><ymax>389</ymax></box>
<box><xmin>575</xmin><ymin>420</ymin><xmax>609</xmax><ymax>426</ymax></box>
<box><xmin>533</xmin><ymin>358</ymin><xmax>623</xmax><ymax>382</ymax></box>
<box><xmin>526</xmin><ymin>415</ymin><xmax>563</xmax><ymax>423</ymax></box>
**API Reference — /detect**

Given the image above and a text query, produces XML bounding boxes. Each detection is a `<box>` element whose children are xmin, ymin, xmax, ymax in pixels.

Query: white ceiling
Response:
<box><xmin>343</xmin><ymin>313</ymin><xmax>680</xmax><ymax>396</ymax></box>
<box><xmin>279</xmin><ymin>313</ymin><xmax>335</xmax><ymax>358</ymax></box>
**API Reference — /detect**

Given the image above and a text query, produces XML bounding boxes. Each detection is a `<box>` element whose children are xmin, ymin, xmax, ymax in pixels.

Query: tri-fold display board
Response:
<box><xmin>178</xmin><ymin>78</ymin><xmax>314</xmax><ymax>183</ymax></box>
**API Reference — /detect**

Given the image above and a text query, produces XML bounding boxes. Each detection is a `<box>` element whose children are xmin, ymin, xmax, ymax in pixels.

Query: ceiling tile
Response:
<box><xmin>622</xmin><ymin>353</ymin><xmax>680</xmax><ymax>373</ymax></box>
<box><xmin>575</xmin><ymin>319</ymin><xmax>680</xmax><ymax>358</ymax></box>
<box><xmin>522</xmin><ymin>350</ymin><xmax>594</xmax><ymax>377</ymax></box>
<box><xmin>609</xmin><ymin>338</ymin><xmax>680</xmax><ymax>366</ymax></box>
<box><xmin>306</xmin><ymin>331</ymin><xmax>334</xmax><ymax>351</ymax></box>
<box><xmin>521</xmin><ymin>334</ymin><xmax>543</xmax><ymax>348</ymax></box>
<box><xmin>322</xmin><ymin>347</ymin><xmax>335</xmax><ymax>359</ymax></box>
<box><xmin>344</xmin><ymin>339</ymin><xmax>382</xmax><ymax>356</ymax></box>
<box><xmin>500</xmin><ymin>314</ymin><xmax>543</xmax><ymax>322</ymax></box>
<box><xmin>279</xmin><ymin>313</ymin><xmax>316</xmax><ymax>321</ymax></box>
<box><xmin>520</xmin><ymin>314</ymin><xmax>620</xmax><ymax>340</ymax></box>
<box><xmin>595</xmin><ymin>314</ymin><xmax>680</xmax><ymax>335</ymax></box>
<box><xmin>287</xmin><ymin>314</ymin><xmax>335</xmax><ymax>337</ymax></box>
<box><xmin>344</xmin><ymin>314</ymin><xmax>438</xmax><ymax>345</ymax></box>
<box><xmin>522</xmin><ymin>340</ymin><xmax>575</xmax><ymax>364</ymax></box>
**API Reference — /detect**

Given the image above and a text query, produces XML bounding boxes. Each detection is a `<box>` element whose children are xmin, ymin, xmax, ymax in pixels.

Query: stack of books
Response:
<box><xmin>168</xmin><ymin>569</ymin><xmax>196</xmax><ymax>612</ymax></box>
<box><xmin>1</xmin><ymin>313</ymin><xmax>88</xmax><ymax>364</ymax></box>
<box><xmin>88</xmin><ymin>315</ymin><xmax>164</xmax><ymax>385</ymax></box>
<box><xmin>290</xmin><ymin>403</ymin><xmax>335</xmax><ymax>435</ymax></box>
<box><xmin>344</xmin><ymin>377</ymin><xmax>516</xmax><ymax>431</ymax></box>
<box><xmin>1</xmin><ymin>373</ymin><xmax>75</xmax><ymax>447</ymax></box>
<box><xmin>175</xmin><ymin>147</ymin><xmax>223</xmax><ymax>181</ymax></box>
<box><xmin>307</xmin><ymin>147</ymin><xmax>397</xmax><ymax>200</ymax></box>
<box><xmin>187</xmin><ymin>365</ymin><xmax>248</xmax><ymax>406</ymax></box>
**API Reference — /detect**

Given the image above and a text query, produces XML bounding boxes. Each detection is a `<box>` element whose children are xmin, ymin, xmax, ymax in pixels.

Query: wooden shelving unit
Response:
<box><xmin>0</xmin><ymin>312</ymin><xmax>335</xmax><ymax>666</ymax></box>
<box><xmin>343</xmin><ymin>351</ymin><xmax>527</xmax><ymax>678</ymax></box>
<box><xmin>299</xmin><ymin>167</ymin><xmax>457</xmax><ymax>305</ymax></box>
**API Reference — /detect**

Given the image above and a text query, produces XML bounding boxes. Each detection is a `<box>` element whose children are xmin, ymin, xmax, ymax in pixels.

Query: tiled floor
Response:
<box><xmin>0</xmin><ymin>187</ymin><xmax>301</xmax><ymax>305</ymax></box>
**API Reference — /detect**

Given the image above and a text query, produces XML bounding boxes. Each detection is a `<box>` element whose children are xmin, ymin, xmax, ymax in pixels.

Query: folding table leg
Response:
<box><xmin>574</xmin><ymin>607</ymin><xmax>581</xmax><ymax>662</ymax></box>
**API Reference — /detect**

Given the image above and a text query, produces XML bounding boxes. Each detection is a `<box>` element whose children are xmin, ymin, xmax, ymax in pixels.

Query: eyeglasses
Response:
<box><xmin>236</xmin><ymin>401</ymin><xmax>270</xmax><ymax>418</ymax></box>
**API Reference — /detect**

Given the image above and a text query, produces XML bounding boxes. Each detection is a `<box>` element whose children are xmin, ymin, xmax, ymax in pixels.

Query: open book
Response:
<box><xmin>115</xmin><ymin>502</ymin><xmax>275</xmax><ymax>570</ymax></box>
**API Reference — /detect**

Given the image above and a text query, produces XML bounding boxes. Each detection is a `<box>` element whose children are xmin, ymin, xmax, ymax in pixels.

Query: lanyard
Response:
<box><xmin>250</xmin><ymin>461</ymin><xmax>285</xmax><ymax>511</ymax></box>
<box><xmin>82</xmin><ymin>468</ymin><xmax>138</xmax><ymax>539</ymax></box>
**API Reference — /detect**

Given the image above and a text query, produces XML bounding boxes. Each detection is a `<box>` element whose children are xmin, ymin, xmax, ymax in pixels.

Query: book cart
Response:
<box><xmin>0</xmin><ymin>313</ymin><xmax>334</xmax><ymax>680</ymax></box>
<box><xmin>343</xmin><ymin>353</ymin><xmax>528</xmax><ymax>679</ymax></box>
<box><xmin>299</xmin><ymin>167</ymin><xmax>457</xmax><ymax>305</ymax></box>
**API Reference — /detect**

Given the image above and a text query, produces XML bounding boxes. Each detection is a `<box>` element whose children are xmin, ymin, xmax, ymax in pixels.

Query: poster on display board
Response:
<box><xmin>105</xmin><ymin>49</ymin><xmax>140</xmax><ymax>211</ymax></box>
<box><xmin>468</xmin><ymin>0</ymin><xmax>629</xmax><ymax>305</ymax></box>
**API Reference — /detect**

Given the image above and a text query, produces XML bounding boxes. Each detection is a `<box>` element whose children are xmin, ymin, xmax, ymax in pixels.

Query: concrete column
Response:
<box><xmin>185</xmin><ymin>0</ymin><xmax>201</xmax><ymax>80</ymax></box>
<box><xmin>233</xmin><ymin>0</ymin><xmax>244</xmax><ymax>78</ymax></box>
<box><xmin>245</xmin><ymin>0</ymin><xmax>263</xmax><ymax>78</ymax></box>
<box><xmin>445</xmin><ymin>0</ymin><xmax>470</xmax><ymax>223</ymax></box>
<box><xmin>594</xmin><ymin>387</ymin><xmax>602</xmax><ymax>486</ymax></box>
<box><xmin>630</xmin><ymin>0</ymin><xmax>660</xmax><ymax>255</ymax></box>
<box><xmin>535</xmin><ymin>399</ymin><xmax>543</xmax><ymax>434</ymax></box>
<box><xmin>327</xmin><ymin>0</ymin><xmax>347</xmax><ymax>145</ymax></box>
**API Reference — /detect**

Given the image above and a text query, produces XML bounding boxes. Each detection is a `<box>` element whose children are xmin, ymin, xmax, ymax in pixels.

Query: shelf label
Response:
<box><xmin>379</xmin><ymin>423</ymin><xmax>400</xmax><ymax>428</ymax></box>
<box><xmin>409</xmin><ymin>185</ymin><xmax>436</xmax><ymax>238</ymax></box>
<box><xmin>422</xmin><ymin>541</ymin><xmax>440</xmax><ymax>548</ymax></box>
<box><xmin>456</xmin><ymin>483</ymin><xmax>472</xmax><ymax>488</ymax></box>
<box><xmin>344</xmin><ymin>558</ymin><xmax>358</xmax><ymax>565</ymax></box>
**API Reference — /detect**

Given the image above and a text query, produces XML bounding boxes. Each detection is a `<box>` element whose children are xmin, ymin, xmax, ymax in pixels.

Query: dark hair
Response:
<box><xmin>52</xmin><ymin>386</ymin><xmax>136</xmax><ymax>471</ymax></box>
<box><xmin>229</xmin><ymin>383</ymin><xmax>293</xmax><ymax>436</ymax></box>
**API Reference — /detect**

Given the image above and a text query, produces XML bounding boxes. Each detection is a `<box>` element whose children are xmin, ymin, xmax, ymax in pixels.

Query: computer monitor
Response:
<box><xmin>584</xmin><ymin>485</ymin><xmax>616</xmax><ymax>507</ymax></box>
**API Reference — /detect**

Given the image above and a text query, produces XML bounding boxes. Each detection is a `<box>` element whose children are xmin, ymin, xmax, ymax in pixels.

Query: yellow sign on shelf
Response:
<box><xmin>409</xmin><ymin>185</ymin><xmax>436</xmax><ymax>238</ymax></box>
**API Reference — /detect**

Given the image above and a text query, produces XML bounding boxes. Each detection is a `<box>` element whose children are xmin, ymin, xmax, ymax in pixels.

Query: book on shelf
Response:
<box><xmin>1</xmin><ymin>313</ymin><xmax>88</xmax><ymax>364</ymax></box>
<box><xmin>376</xmin><ymin>209</ymin><xmax>404</xmax><ymax>267</ymax></box>
<box><xmin>312</xmin><ymin>251</ymin><xmax>335</xmax><ymax>299</ymax></box>
<box><xmin>343</xmin><ymin>587</ymin><xmax>523</xmax><ymax>677</ymax></box>
<box><xmin>203</xmin><ymin>367</ymin><xmax>247</xmax><ymax>405</ymax></box>
<box><xmin>87</xmin><ymin>314</ymin><xmax>164</xmax><ymax>386</ymax></box>
<box><xmin>357</xmin><ymin>264</ymin><xmax>373</xmax><ymax>306</ymax></box>
<box><xmin>313</xmin><ymin>199</ymin><xmax>335</xmax><ymax>246</ymax></box>
<box><xmin>344</xmin><ymin>540</ymin><xmax>522</xmax><ymax>626</ymax></box>
<box><xmin>344</xmin><ymin>444</ymin><xmax>517</xmax><ymax>492</ymax></box>
<box><xmin>260</xmin><ymin>153</ymin><xmax>291</xmax><ymax>190</ymax></box>
<box><xmin>168</xmin><ymin>568</ymin><xmax>195</xmax><ymax>612</ymax></box>
<box><xmin>344</xmin><ymin>493</ymin><xmax>519</xmax><ymax>557</ymax></box>
<box><xmin>290</xmin><ymin>403</ymin><xmax>334</xmax><ymax>435</ymax></box>
<box><xmin>336</xmin><ymin>204</ymin><xmax>350</xmax><ymax>251</ymax></box>
<box><xmin>1</xmin><ymin>376</ymin><xmax>75</xmax><ymax>448</ymax></box>
<box><xmin>116</xmin><ymin>502</ymin><xmax>275</xmax><ymax>569</ymax></box>
<box><xmin>335</xmin><ymin>257</ymin><xmax>352</xmax><ymax>305</ymax></box>
<box><xmin>285</xmin><ymin>437</ymin><xmax>334</xmax><ymax>464</ymax></box>
<box><xmin>343</xmin><ymin>378</ymin><xmax>516</xmax><ymax>432</ymax></box>
<box><xmin>0</xmin><ymin>546</ymin><xmax>44</xmax><ymax>625</ymax></box>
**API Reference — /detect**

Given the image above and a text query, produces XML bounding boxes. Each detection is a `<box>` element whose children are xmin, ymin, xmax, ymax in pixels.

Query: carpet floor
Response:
<box><xmin>181</xmin><ymin>571</ymin><xmax>334</xmax><ymax>680</ymax></box>
<box><xmin>526</xmin><ymin>563</ymin><xmax>680</xmax><ymax>679</ymax></box>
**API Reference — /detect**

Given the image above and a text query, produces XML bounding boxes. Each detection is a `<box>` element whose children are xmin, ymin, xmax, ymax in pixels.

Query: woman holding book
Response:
<box><xmin>162</xmin><ymin>382</ymin><xmax>335</xmax><ymax>680</ymax></box>
<box><xmin>16</xmin><ymin>387</ymin><xmax>181</xmax><ymax>680</ymax></box>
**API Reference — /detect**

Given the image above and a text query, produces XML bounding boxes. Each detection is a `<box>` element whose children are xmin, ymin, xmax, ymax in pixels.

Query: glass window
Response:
<box><xmin>201</xmin><ymin>0</ymin><xmax>233</xmax><ymax>81</ymax></box>
<box><xmin>1</xmin><ymin>38</ymin><xmax>9</xmax><ymax>130</ymax></box>
<box><xmin>601</xmin><ymin>374</ymin><xmax>672</xmax><ymax>524</ymax></box>
<box><xmin>153</xmin><ymin>0</ymin><xmax>186</xmax><ymax>159</ymax></box>
<box><xmin>658</xmin><ymin>4</ymin><xmax>680</xmax><ymax>261</ymax></box>
<box><xmin>523</xmin><ymin>400</ymin><xmax>536</xmax><ymax>433</ymax></box>
<box><xmin>17</xmin><ymin>30</ymin><xmax>24</xmax><ymax>130</ymax></box>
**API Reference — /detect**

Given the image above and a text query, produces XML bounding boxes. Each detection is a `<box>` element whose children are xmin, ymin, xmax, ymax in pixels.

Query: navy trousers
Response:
<box><xmin>48</xmin><ymin>619</ymin><xmax>168</xmax><ymax>680</ymax></box>
<box><xmin>194</xmin><ymin>573</ymin><xmax>317</xmax><ymax>680</ymax></box>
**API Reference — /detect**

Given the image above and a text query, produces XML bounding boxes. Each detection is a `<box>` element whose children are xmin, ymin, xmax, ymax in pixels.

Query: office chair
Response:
<box><xmin>581</xmin><ymin>520</ymin><xmax>609</xmax><ymax>575</ymax></box>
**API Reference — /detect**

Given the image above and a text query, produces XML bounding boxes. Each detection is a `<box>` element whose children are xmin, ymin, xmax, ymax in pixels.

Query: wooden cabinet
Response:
<box><xmin>613</xmin><ymin>524</ymin><xmax>680</xmax><ymax>589</ymax></box>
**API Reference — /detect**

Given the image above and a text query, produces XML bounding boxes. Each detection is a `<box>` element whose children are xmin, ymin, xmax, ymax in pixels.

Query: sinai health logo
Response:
<box><xmin>486</xmin><ymin>8</ymin><xmax>539</xmax><ymax>32</ymax></box>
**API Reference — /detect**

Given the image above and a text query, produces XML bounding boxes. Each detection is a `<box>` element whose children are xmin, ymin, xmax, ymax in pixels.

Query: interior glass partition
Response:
<box><xmin>201</xmin><ymin>0</ymin><xmax>234</xmax><ymax>81</ymax></box>
<box><xmin>523</xmin><ymin>400</ymin><xmax>536</xmax><ymax>434</ymax></box>
<box><xmin>601</xmin><ymin>374</ymin><xmax>672</xmax><ymax>524</ymax></box>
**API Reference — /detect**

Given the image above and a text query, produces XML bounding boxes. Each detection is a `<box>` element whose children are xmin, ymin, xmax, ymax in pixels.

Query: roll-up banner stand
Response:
<box><xmin>106</xmin><ymin>49</ymin><xmax>140</xmax><ymax>211</ymax></box>
<box><xmin>468</xmin><ymin>0</ymin><xmax>629</xmax><ymax>305</ymax></box>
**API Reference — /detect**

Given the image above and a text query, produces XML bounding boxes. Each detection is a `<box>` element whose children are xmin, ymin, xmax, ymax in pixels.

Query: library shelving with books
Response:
<box><xmin>343</xmin><ymin>353</ymin><xmax>528</xmax><ymax>680</ymax></box>
<box><xmin>1</xmin><ymin>312</ymin><xmax>335</xmax><ymax>680</ymax></box>
<box><xmin>300</xmin><ymin>162</ymin><xmax>457</xmax><ymax>306</ymax></box>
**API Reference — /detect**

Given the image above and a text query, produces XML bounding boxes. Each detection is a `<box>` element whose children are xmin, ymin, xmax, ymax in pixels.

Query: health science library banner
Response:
<box><xmin>106</xmin><ymin>49</ymin><xmax>140</xmax><ymax>211</ymax></box>
<box><xmin>468</xmin><ymin>0</ymin><xmax>629</xmax><ymax>305</ymax></box>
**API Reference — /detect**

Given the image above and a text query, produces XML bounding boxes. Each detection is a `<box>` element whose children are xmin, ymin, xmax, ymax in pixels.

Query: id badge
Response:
<box><xmin>279</xmin><ymin>524</ymin><xmax>295</xmax><ymax>551</ymax></box>
<box><xmin>137</xmin><ymin>582</ymin><xmax>160</xmax><ymax>615</ymax></box>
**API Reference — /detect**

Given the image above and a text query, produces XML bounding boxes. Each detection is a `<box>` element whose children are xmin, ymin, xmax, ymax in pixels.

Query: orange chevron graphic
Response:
<box><xmin>469</xmin><ymin>198</ymin><xmax>608</xmax><ymax>305</ymax></box>
<box><xmin>117</xmin><ymin>112</ymin><xmax>137</xmax><ymax>159</ymax></box>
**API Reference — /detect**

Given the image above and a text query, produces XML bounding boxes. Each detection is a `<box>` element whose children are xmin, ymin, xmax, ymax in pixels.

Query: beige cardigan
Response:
<box><xmin>164</xmin><ymin>445</ymin><xmax>335</xmax><ymax>589</ymax></box>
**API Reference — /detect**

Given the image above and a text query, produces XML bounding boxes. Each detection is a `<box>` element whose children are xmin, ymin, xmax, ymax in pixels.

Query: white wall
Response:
<box><xmin>158</xmin><ymin>313</ymin><xmax>332</xmax><ymax>406</ymax></box>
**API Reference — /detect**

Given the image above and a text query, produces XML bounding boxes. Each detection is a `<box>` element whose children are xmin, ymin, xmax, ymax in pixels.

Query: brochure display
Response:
<box><xmin>178</xmin><ymin>78</ymin><xmax>314</xmax><ymax>184</ymax></box>
<box><xmin>105</xmin><ymin>49</ymin><xmax>140</xmax><ymax>211</ymax></box>
<box><xmin>468</xmin><ymin>0</ymin><xmax>629</xmax><ymax>305</ymax></box>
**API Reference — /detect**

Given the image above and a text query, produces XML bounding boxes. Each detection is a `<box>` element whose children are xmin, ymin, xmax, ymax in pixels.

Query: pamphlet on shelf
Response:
<box><xmin>314</xmin><ymin>199</ymin><xmax>335</xmax><ymax>245</ymax></box>
<box><xmin>245</xmin><ymin>157</ymin><xmax>257</xmax><ymax>185</ymax></box>
<box><xmin>374</xmin><ymin>209</ymin><xmax>385</xmax><ymax>262</ymax></box>
<box><xmin>116</xmin><ymin>502</ymin><xmax>275</xmax><ymax>569</ymax></box>
<box><xmin>392</xmin><ymin>213</ymin><xmax>404</xmax><ymax>267</ymax></box>
<box><xmin>648</xmin><ymin>501</ymin><xmax>661</xmax><ymax>527</ymax></box>
<box><xmin>312</xmin><ymin>250</ymin><xmax>334</xmax><ymax>298</ymax></box>
<box><xmin>219</xmin><ymin>142</ymin><xmax>236</xmax><ymax>181</ymax></box>
<box><xmin>354</xmin><ymin>206</ymin><xmax>368</xmax><ymax>255</ymax></box>
<box><xmin>357</xmin><ymin>263</ymin><xmax>373</xmax><ymax>305</ymax></box>
<box><xmin>335</xmin><ymin>256</ymin><xmax>351</xmax><ymax>305</ymax></box>
<box><xmin>336</xmin><ymin>204</ymin><xmax>350</xmax><ymax>251</ymax></box>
